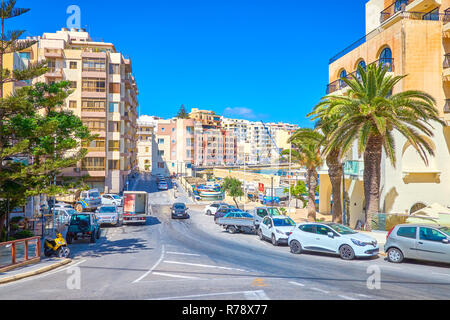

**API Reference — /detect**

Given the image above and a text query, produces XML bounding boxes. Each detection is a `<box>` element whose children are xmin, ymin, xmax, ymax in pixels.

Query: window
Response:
<box><xmin>82</xmin><ymin>119</ymin><xmax>106</xmax><ymax>131</ymax></box>
<box><xmin>397</xmin><ymin>227</ymin><xmax>417</xmax><ymax>239</ymax></box>
<box><xmin>379</xmin><ymin>47</ymin><xmax>393</xmax><ymax>71</ymax></box>
<box><xmin>82</xmin><ymin>139</ymin><xmax>105</xmax><ymax>150</ymax></box>
<box><xmin>82</xmin><ymin>58</ymin><xmax>106</xmax><ymax>72</ymax></box>
<box><xmin>108</xmin><ymin>121</ymin><xmax>120</xmax><ymax>132</ymax></box>
<box><xmin>158</xmin><ymin>150</ymin><xmax>165</xmax><ymax>156</ymax></box>
<box><xmin>69</xmin><ymin>101</ymin><xmax>77</xmax><ymax>109</ymax></box>
<box><xmin>145</xmin><ymin>147</ymin><xmax>149</xmax><ymax>153</ymax></box>
<box><xmin>419</xmin><ymin>228</ymin><xmax>447</xmax><ymax>242</ymax></box>
<box><xmin>109</xmin><ymin>102</ymin><xmax>119</xmax><ymax>113</ymax></box>
<box><xmin>82</xmin><ymin>78</ymin><xmax>106</xmax><ymax>92</ymax></box>
<box><xmin>81</xmin><ymin>99</ymin><xmax>106</xmax><ymax>112</ymax></box>
<box><xmin>339</xmin><ymin>69</ymin><xmax>347</xmax><ymax>88</ymax></box>
<box><xmin>109</xmin><ymin>63</ymin><xmax>120</xmax><ymax>74</ymax></box>
<box><xmin>47</xmin><ymin>59</ymin><xmax>56</xmax><ymax>73</ymax></box>
<box><xmin>108</xmin><ymin>160</ymin><xmax>119</xmax><ymax>170</ymax></box>
<box><xmin>299</xmin><ymin>225</ymin><xmax>315</xmax><ymax>233</ymax></box>
<box><xmin>158</xmin><ymin>162</ymin><xmax>165</xmax><ymax>169</ymax></box>
<box><xmin>356</xmin><ymin>60</ymin><xmax>366</xmax><ymax>80</ymax></box>
<box><xmin>256</xmin><ymin>209</ymin><xmax>267</xmax><ymax>218</ymax></box>
<box><xmin>316</xmin><ymin>225</ymin><xmax>332</xmax><ymax>236</ymax></box>
<box><xmin>70</xmin><ymin>81</ymin><xmax>77</xmax><ymax>89</ymax></box>
<box><xmin>70</xmin><ymin>61</ymin><xmax>77</xmax><ymax>69</ymax></box>
<box><xmin>81</xmin><ymin>157</ymin><xmax>105</xmax><ymax>171</ymax></box>
<box><xmin>108</xmin><ymin>140</ymin><xmax>119</xmax><ymax>152</ymax></box>
<box><xmin>158</xmin><ymin>138</ymin><xmax>165</xmax><ymax>144</ymax></box>
<box><xmin>144</xmin><ymin>159</ymin><xmax>150</xmax><ymax>164</ymax></box>
<box><xmin>109</xmin><ymin>82</ymin><xmax>120</xmax><ymax>94</ymax></box>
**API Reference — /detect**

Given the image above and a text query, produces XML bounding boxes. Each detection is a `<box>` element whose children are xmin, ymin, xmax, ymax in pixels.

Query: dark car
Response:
<box><xmin>66</xmin><ymin>212</ymin><xmax>101</xmax><ymax>244</ymax></box>
<box><xmin>171</xmin><ymin>202</ymin><xmax>188</xmax><ymax>219</ymax></box>
<box><xmin>214</xmin><ymin>207</ymin><xmax>241</xmax><ymax>222</ymax></box>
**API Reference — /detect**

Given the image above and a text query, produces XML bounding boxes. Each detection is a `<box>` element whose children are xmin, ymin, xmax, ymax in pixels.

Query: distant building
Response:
<box><xmin>137</xmin><ymin>116</ymin><xmax>156</xmax><ymax>172</ymax></box>
<box><xmin>189</xmin><ymin>108</ymin><xmax>222</xmax><ymax>127</ymax></box>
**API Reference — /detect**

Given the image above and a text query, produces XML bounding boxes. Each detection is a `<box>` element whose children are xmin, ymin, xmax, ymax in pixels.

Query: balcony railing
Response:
<box><xmin>444</xmin><ymin>54</ymin><xmax>450</xmax><ymax>68</ymax></box>
<box><xmin>326</xmin><ymin>58</ymin><xmax>394</xmax><ymax>94</ymax></box>
<box><xmin>444</xmin><ymin>99</ymin><xmax>450</xmax><ymax>113</ymax></box>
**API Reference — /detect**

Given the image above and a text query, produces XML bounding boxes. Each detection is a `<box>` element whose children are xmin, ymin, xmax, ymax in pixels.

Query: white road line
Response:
<box><xmin>166</xmin><ymin>252</ymin><xmax>201</xmax><ymax>257</ymax></box>
<box><xmin>244</xmin><ymin>290</ymin><xmax>270</xmax><ymax>300</ymax></box>
<box><xmin>339</xmin><ymin>295</ymin><xmax>358</xmax><ymax>300</ymax></box>
<box><xmin>152</xmin><ymin>272</ymin><xmax>201</xmax><ymax>280</ymax></box>
<box><xmin>289</xmin><ymin>281</ymin><xmax>305</xmax><ymax>287</ymax></box>
<box><xmin>357</xmin><ymin>294</ymin><xmax>373</xmax><ymax>298</ymax></box>
<box><xmin>133</xmin><ymin>245</ymin><xmax>165</xmax><ymax>283</ymax></box>
<box><xmin>432</xmin><ymin>272</ymin><xmax>450</xmax><ymax>277</ymax></box>
<box><xmin>150</xmin><ymin>290</ymin><xmax>269</xmax><ymax>300</ymax></box>
<box><xmin>311</xmin><ymin>287</ymin><xmax>330</xmax><ymax>294</ymax></box>
<box><xmin>162</xmin><ymin>260</ymin><xmax>247</xmax><ymax>272</ymax></box>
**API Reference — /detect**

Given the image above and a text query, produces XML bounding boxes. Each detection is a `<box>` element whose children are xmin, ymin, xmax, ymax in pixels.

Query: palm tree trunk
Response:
<box><xmin>307</xmin><ymin>168</ymin><xmax>317</xmax><ymax>221</ymax></box>
<box><xmin>363</xmin><ymin>135</ymin><xmax>383</xmax><ymax>231</ymax></box>
<box><xmin>326</xmin><ymin>150</ymin><xmax>342</xmax><ymax>223</ymax></box>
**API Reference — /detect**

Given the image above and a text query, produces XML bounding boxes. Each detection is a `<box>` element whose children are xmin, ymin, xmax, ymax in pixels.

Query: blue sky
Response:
<box><xmin>11</xmin><ymin>0</ymin><xmax>366</xmax><ymax>127</ymax></box>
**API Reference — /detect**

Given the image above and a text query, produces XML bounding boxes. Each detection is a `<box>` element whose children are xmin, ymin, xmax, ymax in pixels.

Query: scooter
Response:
<box><xmin>44</xmin><ymin>233</ymin><xmax>70</xmax><ymax>258</ymax></box>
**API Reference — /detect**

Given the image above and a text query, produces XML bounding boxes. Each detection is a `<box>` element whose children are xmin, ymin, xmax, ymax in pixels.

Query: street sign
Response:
<box><xmin>258</xmin><ymin>183</ymin><xmax>265</xmax><ymax>192</ymax></box>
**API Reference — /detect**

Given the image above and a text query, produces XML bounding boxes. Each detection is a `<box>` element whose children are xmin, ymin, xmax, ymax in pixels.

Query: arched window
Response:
<box><xmin>379</xmin><ymin>47</ymin><xmax>393</xmax><ymax>72</ymax></box>
<box><xmin>339</xmin><ymin>69</ymin><xmax>347</xmax><ymax>88</ymax></box>
<box><xmin>356</xmin><ymin>60</ymin><xmax>366</xmax><ymax>80</ymax></box>
<box><xmin>410</xmin><ymin>203</ymin><xmax>427</xmax><ymax>215</ymax></box>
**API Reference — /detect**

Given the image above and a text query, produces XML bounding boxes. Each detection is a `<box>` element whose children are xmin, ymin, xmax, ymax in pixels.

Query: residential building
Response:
<box><xmin>189</xmin><ymin>108</ymin><xmax>222</xmax><ymax>127</ymax></box>
<box><xmin>33</xmin><ymin>27</ymin><xmax>139</xmax><ymax>193</ymax></box>
<box><xmin>137</xmin><ymin>115</ymin><xmax>156</xmax><ymax>172</ymax></box>
<box><xmin>319</xmin><ymin>0</ymin><xmax>450</xmax><ymax>227</ymax></box>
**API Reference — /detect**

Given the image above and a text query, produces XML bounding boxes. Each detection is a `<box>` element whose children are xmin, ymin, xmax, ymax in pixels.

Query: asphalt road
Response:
<box><xmin>0</xmin><ymin>173</ymin><xmax>449</xmax><ymax>300</ymax></box>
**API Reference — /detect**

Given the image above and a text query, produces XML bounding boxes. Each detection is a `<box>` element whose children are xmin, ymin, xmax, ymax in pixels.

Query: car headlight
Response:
<box><xmin>351</xmin><ymin>239</ymin><xmax>366</xmax><ymax>246</ymax></box>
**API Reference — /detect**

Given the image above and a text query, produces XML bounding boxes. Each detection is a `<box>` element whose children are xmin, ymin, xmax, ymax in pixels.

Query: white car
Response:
<box><xmin>96</xmin><ymin>205</ymin><xmax>123</xmax><ymax>226</ymax></box>
<box><xmin>257</xmin><ymin>216</ymin><xmax>296</xmax><ymax>246</ymax></box>
<box><xmin>288</xmin><ymin>222</ymin><xmax>379</xmax><ymax>260</ymax></box>
<box><xmin>204</xmin><ymin>203</ymin><xmax>229</xmax><ymax>216</ymax></box>
<box><xmin>101</xmin><ymin>194</ymin><xmax>123</xmax><ymax>206</ymax></box>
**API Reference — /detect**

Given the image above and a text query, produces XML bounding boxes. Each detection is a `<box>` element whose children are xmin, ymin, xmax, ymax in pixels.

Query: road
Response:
<box><xmin>0</xmin><ymin>173</ymin><xmax>449</xmax><ymax>300</ymax></box>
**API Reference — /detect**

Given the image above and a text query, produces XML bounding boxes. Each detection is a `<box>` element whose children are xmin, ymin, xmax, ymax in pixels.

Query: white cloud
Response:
<box><xmin>222</xmin><ymin>107</ymin><xmax>266</xmax><ymax>120</ymax></box>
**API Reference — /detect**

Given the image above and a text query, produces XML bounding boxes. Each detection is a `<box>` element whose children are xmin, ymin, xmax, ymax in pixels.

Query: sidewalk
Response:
<box><xmin>0</xmin><ymin>257</ymin><xmax>72</xmax><ymax>285</ymax></box>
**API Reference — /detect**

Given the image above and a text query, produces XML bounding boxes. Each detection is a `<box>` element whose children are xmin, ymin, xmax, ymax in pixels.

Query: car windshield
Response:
<box><xmin>71</xmin><ymin>214</ymin><xmax>90</xmax><ymax>225</ymax></box>
<box><xmin>328</xmin><ymin>223</ymin><xmax>357</xmax><ymax>235</ymax></box>
<box><xmin>112</xmin><ymin>195</ymin><xmax>121</xmax><ymax>199</ymax></box>
<box><xmin>273</xmin><ymin>218</ymin><xmax>295</xmax><ymax>226</ymax></box>
<box><xmin>99</xmin><ymin>207</ymin><xmax>116</xmax><ymax>213</ymax></box>
<box><xmin>268</xmin><ymin>208</ymin><xmax>281</xmax><ymax>216</ymax></box>
<box><xmin>240</xmin><ymin>212</ymin><xmax>253</xmax><ymax>218</ymax></box>
<box><xmin>174</xmin><ymin>204</ymin><xmax>185</xmax><ymax>209</ymax></box>
<box><xmin>439</xmin><ymin>227</ymin><xmax>450</xmax><ymax>236</ymax></box>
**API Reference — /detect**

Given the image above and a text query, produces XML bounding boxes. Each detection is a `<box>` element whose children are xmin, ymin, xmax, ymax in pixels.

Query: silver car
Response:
<box><xmin>385</xmin><ymin>224</ymin><xmax>450</xmax><ymax>264</ymax></box>
<box><xmin>96</xmin><ymin>205</ymin><xmax>123</xmax><ymax>226</ymax></box>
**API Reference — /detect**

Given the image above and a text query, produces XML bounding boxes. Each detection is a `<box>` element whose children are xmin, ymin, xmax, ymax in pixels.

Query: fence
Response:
<box><xmin>28</xmin><ymin>214</ymin><xmax>67</xmax><ymax>238</ymax></box>
<box><xmin>371</xmin><ymin>213</ymin><xmax>409</xmax><ymax>231</ymax></box>
<box><xmin>0</xmin><ymin>237</ymin><xmax>41</xmax><ymax>270</ymax></box>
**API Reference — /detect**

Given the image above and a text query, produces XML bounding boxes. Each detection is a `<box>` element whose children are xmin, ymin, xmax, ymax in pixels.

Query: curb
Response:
<box><xmin>0</xmin><ymin>258</ymin><xmax>72</xmax><ymax>285</ymax></box>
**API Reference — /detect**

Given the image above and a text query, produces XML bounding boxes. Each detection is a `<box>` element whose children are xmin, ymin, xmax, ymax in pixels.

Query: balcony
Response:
<box><xmin>344</xmin><ymin>160</ymin><xmax>364</xmax><ymax>179</ymax></box>
<box><xmin>44</xmin><ymin>48</ymin><xmax>63</xmax><ymax>58</ymax></box>
<box><xmin>443</xmin><ymin>54</ymin><xmax>450</xmax><ymax>80</ymax></box>
<box><xmin>44</xmin><ymin>68</ymin><xmax>63</xmax><ymax>79</ymax></box>
<box><xmin>326</xmin><ymin>58</ymin><xmax>394</xmax><ymax>94</ymax></box>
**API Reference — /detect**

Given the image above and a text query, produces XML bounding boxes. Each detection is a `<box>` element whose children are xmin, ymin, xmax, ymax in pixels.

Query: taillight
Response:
<box><xmin>386</xmin><ymin>227</ymin><xmax>395</xmax><ymax>240</ymax></box>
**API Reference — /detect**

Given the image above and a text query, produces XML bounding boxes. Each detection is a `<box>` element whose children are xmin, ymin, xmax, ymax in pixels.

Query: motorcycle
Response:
<box><xmin>44</xmin><ymin>233</ymin><xmax>70</xmax><ymax>258</ymax></box>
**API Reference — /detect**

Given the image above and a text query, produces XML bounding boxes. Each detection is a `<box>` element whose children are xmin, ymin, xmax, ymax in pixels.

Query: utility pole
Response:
<box><xmin>342</xmin><ymin>162</ymin><xmax>346</xmax><ymax>226</ymax></box>
<box><xmin>288</xmin><ymin>137</ymin><xmax>292</xmax><ymax>212</ymax></box>
<box><xmin>243</xmin><ymin>152</ymin><xmax>246</xmax><ymax>212</ymax></box>
<box><xmin>271</xmin><ymin>176</ymin><xmax>274</xmax><ymax>210</ymax></box>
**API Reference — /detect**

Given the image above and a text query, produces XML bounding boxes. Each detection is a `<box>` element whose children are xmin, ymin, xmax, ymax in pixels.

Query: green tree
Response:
<box><xmin>176</xmin><ymin>104</ymin><xmax>189</xmax><ymax>119</ymax></box>
<box><xmin>282</xmin><ymin>128</ymin><xmax>323</xmax><ymax>221</ymax></box>
<box><xmin>311</xmin><ymin>63</ymin><xmax>443</xmax><ymax>231</ymax></box>
<box><xmin>221</xmin><ymin>177</ymin><xmax>244</xmax><ymax>209</ymax></box>
<box><xmin>284</xmin><ymin>180</ymin><xmax>307</xmax><ymax>209</ymax></box>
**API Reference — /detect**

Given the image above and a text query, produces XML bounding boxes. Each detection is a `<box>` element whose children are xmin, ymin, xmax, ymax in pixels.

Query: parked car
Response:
<box><xmin>214</xmin><ymin>207</ymin><xmax>241</xmax><ymax>222</ymax></box>
<box><xmin>258</xmin><ymin>216</ymin><xmax>296</xmax><ymax>246</ymax></box>
<box><xmin>288</xmin><ymin>222</ymin><xmax>379</xmax><ymax>260</ymax></box>
<box><xmin>51</xmin><ymin>207</ymin><xmax>77</xmax><ymax>225</ymax></box>
<box><xmin>66</xmin><ymin>212</ymin><xmax>101</xmax><ymax>244</ymax></box>
<box><xmin>385</xmin><ymin>224</ymin><xmax>450</xmax><ymax>264</ymax></box>
<box><xmin>217</xmin><ymin>211</ymin><xmax>255</xmax><ymax>234</ymax></box>
<box><xmin>253</xmin><ymin>207</ymin><xmax>283</xmax><ymax>228</ymax></box>
<box><xmin>101</xmin><ymin>194</ymin><xmax>123</xmax><ymax>207</ymax></box>
<box><xmin>171</xmin><ymin>202</ymin><xmax>188</xmax><ymax>219</ymax></box>
<box><xmin>96</xmin><ymin>205</ymin><xmax>123</xmax><ymax>226</ymax></box>
<box><xmin>204</xmin><ymin>203</ymin><xmax>229</xmax><ymax>216</ymax></box>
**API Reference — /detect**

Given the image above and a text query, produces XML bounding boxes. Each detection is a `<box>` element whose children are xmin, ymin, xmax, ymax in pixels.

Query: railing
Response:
<box><xmin>81</xmin><ymin>107</ymin><xmax>106</xmax><ymax>113</ymax></box>
<box><xmin>344</xmin><ymin>160</ymin><xmax>364</xmax><ymax>177</ymax></box>
<box><xmin>444</xmin><ymin>54</ymin><xmax>450</xmax><ymax>68</ymax></box>
<box><xmin>0</xmin><ymin>237</ymin><xmax>41</xmax><ymax>270</ymax></box>
<box><xmin>326</xmin><ymin>58</ymin><xmax>394</xmax><ymax>94</ymax></box>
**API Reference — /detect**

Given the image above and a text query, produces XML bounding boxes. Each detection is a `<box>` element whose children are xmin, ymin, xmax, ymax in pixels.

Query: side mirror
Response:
<box><xmin>327</xmin><ymin>232</ymin><xmax>334</xmax><ymax>238</ymax></box>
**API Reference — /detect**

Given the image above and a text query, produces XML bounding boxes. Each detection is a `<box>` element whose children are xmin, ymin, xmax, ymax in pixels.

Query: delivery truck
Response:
<box><xmin>123</xmin><ymin>191</ymin><xmax>149</xmax><ymax>225</ymax></box>
<box><xmin>55</xmin><ymin>189</ymin><xmax>102</xmax><ymax>213</ymax></box>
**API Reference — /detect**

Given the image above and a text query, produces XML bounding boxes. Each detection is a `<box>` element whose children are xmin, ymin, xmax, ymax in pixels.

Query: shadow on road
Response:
<box><xmin>70</xmin><ymin>237</ymin><xmax>154</xmax><ymax>258</ymax></box>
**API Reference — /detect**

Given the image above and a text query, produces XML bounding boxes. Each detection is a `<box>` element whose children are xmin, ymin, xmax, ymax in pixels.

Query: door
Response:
<box><xmin>394</xmin><ymin>226</ymin><xmax>418</xmax><ymax>259</ymax></box>
<box><xmin>260</xmin><ymin>217</ymin><xmax>272</xmax><ymax>238</ymax></box>
<box><xmin>314</xmin><ymin>224</ymin><xmax>339</xmax><ymax>253</ymax></box>
<box><xmin>417</xmin><ymin>227</ymin><xmax>450</xmax><ymax>263</ymax></box>
<box><xmin>297</xmin><ymin>224</ymin><xmax>316</xmax><ymax>250</ymax></box>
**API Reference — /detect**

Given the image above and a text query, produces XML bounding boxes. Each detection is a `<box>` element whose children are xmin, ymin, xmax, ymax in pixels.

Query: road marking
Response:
<box><xmin>252</xmin><ymin>278</ymin><xmax>268</xmax><ymax>287</ymax></box>
<box><xmin>432</xmin><ymin>272</ymin><xmax>450</xmax><ymax>277</ymax></box>
<box><xmin>166</xmin><ymin>251</ymin><xmax>201</xmax><ymax>257</ymax></box>
<box><xmin>162</xmin><ymin>260</ymin><xmax>247</xmax><ymax>272</ymax></box>
<box><xmin>311</xmin><ymin>287</ymin><xmax>330</xmax><ymax>294</ymax></box>
<box><xmin>133</xmin><ymin>245</ymin><xmax>165</xmax><ymax>283</ymax></box>
<box><xmin>150</xmin><ymin>290</ymin><xmax>269</xmax><ymax>300</ymax></box>
<box><xmin>152</xmin><ymin>272</ymin><xmax>201</xmax><ymax>280</ymax></box>
<box><xmin>244</xmin><ymin>290</ymin><xmax>270</xmax><ymax>300</ymax></box>
<box><xmin>357</xmin><ymin>294</ymin><xmax>373</xmax><ymax>298</ymax></box>
<box><xmin>339</xmin><ymin>295</ymin><xmax>358</xmax><ymax>300</ymax></box>
<box><xmin>289</xmin><ymin>281</ymin><xmax>305</xmax><ymax>287</ymax></box>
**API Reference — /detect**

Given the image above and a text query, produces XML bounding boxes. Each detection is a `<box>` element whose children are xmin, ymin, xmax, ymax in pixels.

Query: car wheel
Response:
<box><xmin>206</xmin><ymin>210</ymin><xmax>211</xmax><ymax>216</ymax></box>
<box><xmin>289</xmin><ymin>240</ymin><xmax>302</xmax><ymax>254</ymax></box>
<box><xmin>227</xmin><ymin>226</ymin><xmax>237</xmax><ymax>234</ymax></box>
<box><xmin>339</xmin><ymin>244</ymin><xmax>355</xmax><ymax>260</ymax></box>
<box><xmin>387</xmin><ymin>247</ymin><xmax>404</xmax><ymax>263</ymax></box>
<box><xmin>271</xmin><ymin>234</ymin><xmax>278</xmax><ymax>246</ymax></box>
<box><xmin>258</xmin><ymin>228</ymin><xmax>264</xmax><ymax>240</ymax></box>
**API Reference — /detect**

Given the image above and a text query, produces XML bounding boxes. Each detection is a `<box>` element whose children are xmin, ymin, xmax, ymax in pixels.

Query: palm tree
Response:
<box><xmin>282</xmin><ymin>128</ymin><xmax>323</xmax><ymax>221</ymax></box>
<box><xmin>310</xmin><ymin>63</ymin><xmax>444</xmax><ymax>231</ymax></box>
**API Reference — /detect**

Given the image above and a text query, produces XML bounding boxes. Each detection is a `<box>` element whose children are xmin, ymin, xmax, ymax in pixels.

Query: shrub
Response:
<box><xmin>13</xmin><ymin>230</ymin><xmax>34</xmax><ymax>240</ymax></box>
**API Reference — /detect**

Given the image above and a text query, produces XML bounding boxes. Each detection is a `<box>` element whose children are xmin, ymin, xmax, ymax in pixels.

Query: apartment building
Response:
<box><xmin>137</xmin><ymin>115</ymin><xmax>156</xmax><ymax>172</ymax></box>
<box><xmin>33</xmin><ymin>28</ymin><xmax>139</xmax><ymax>193</ymax></box>
<box><xmin>189</xmin><ymin>108</ymin><xmax>222</xmax><ymax>127</ymax></box>
<box><xmin>153</xmin><ymin>118</ymin><xmax>196</xmax><ymax>176</ymax></box>
<box><xmin>319</xmin><ymin>0</ymin><xmax>450</xmax><ymax>227</ymax></box>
